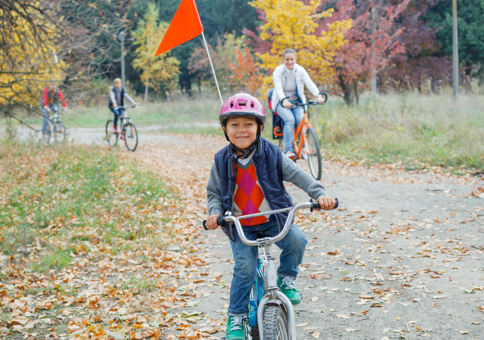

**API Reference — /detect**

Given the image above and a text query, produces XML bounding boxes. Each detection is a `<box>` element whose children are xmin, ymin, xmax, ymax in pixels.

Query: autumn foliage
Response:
<box><xmin>320</xmin><ymin>0</ymin><xmax>411</xmax><ymax>104</ymax></box>
<box><xmin>229</xmin><ymin>47</ymin><xmax>263</xmax><ymax>95</ymax></box>
<box><xmin>244</xmin><ymin>0</ymin><xmax>352</xmax><ymax>93</ymax></box>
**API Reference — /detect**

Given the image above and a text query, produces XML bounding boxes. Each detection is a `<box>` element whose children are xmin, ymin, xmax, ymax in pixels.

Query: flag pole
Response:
<box><xmin>202</xmin><ymin>32</ymin><xmax>223</xmax><ymax>105</ymax></box>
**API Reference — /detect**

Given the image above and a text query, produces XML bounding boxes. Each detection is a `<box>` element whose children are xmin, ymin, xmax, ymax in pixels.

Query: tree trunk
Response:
<box><xmin>354</xmin><ymin>82</ymin><xmax>359</xmax><ymax>106</ymax></box>
<box><xmin>144</xmin><ymin>59</ymin><xmax>149</xmax><ymax>102</ymax></box>
<box><xmin>197</xmin><ymin>77</ymin><xmax>201</xmax><ymax>94</ymax></box>
<box><xmin>338</xmin><ymin>72</ymin><xmax>352</xmax><ymax>105</ymax></box>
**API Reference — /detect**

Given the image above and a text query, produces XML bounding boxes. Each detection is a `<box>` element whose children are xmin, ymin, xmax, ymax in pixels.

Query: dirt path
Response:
<box><xmin>10</xmin><ymin>125</ymin><xmax>483</xmax><ymax>340</ymax></box>
<box><xmin>119</xmin><ymin>131</ymin><xmax>484</xmax><ymax>340</ymax></box>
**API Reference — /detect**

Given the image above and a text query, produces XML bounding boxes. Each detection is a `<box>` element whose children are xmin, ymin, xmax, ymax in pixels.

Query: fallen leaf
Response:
<box><xmin>345</xmin><ymin>327</ymin><xmax>359</xmax><ymax>332</ymax></box>
<box><xmin>312</xmin><ymin>296</ymin><xmax>319</xmax><ymax>302</ymax></box>
<box><xmin>312</xmin><ymin>331</ymin><xmax>320</xmax><ymax>339</ymax></box>
<box><xmin>336</xmin><ymin>314</ymin><xmax>350</xmax><ymax>319</ymax></box>
<box><xmin>296</xmin><ymin>323</ymin><xmax>309</xmax><ymax>327</ymax></box>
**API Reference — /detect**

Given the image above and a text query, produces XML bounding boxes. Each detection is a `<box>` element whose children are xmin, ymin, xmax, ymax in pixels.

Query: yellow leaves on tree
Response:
<box><xmin>0</xmin><ymin>4</ymin><xmax>66</xmax><ymax>107</ymax></box>
<box><xmin>132</xmin><ymin>4</ymin><xmax>180</xmax><ymax>100</ymax></box>
<box><xmin>250</xmin><ymin>0</ymin><xmax>352</xmax><ymax>90</ymax></box>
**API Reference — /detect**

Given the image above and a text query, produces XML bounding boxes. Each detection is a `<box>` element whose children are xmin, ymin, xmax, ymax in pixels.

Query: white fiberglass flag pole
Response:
<box><xmin>201</xmin><ymin>31</ymin><xmax>223</xmax><ymax>105</ymax></box>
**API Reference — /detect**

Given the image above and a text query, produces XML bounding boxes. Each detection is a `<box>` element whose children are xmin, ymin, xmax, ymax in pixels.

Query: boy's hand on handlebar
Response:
<box><xmin>316</xmin><ymin>94</ymin><xmax>326</xmax><ymax>104</ymax></box>
<box><xmin>206</xmin><ymin>214</ymin><xmax>220</xmax><ymax>230</ymax></box>
<box><xmin>317</xmin><ymin>196</ymin><xmax>335</xmax><ymax>210</ymax></box>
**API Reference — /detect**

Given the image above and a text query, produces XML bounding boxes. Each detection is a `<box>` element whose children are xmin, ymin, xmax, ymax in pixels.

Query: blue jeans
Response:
<box><xmin>41</xmin><ymin>104</ymin><xmax>58</xmax><ymax>134</ymax></box>
<box><xmin>275</xmin><ymin>100</ymin><xmax>304</xmax><ymax>153</ymax></box>
<box><xmin>228</xmin><ymin>219</ymin><xmax>308</xmax><ymax>316</ymax></box>
<box><xmin>110</xmin><ymin>107</ymin><xmax>124</xmax><ymax>127</ymax></box>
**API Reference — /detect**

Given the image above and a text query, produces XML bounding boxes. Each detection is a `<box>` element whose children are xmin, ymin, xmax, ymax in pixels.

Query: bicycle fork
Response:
<box><xmin>256</xmin><ymin>244</ymin><xmax>297</xmax><ymax>340</ymax></box>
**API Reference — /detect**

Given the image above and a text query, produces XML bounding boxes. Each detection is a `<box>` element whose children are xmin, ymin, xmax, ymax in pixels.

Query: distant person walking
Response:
<box><xmin>108</xmin><ymin>78</ymin><xmax>138</xmax><ymax>139</ymax></box>
<box><xmin>40</xmin><ymin>81</ymin><xmax>68</xmax><ymax>135</ymax></box>
<box><xmin>271</xmin><ymin>49</ymin><xmax>326</xmax><ymax>160</ymax></box>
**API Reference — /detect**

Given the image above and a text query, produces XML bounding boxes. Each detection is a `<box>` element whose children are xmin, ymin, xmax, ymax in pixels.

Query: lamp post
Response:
<box><xmin>119</xmin><ymin>31</ymin><xmax>126</xmax><ymax>89</ymax></box>
<box><xmin>452</xmin><ymin>0</ymin><xmax>459</xmax><ymax>97</ymax></box>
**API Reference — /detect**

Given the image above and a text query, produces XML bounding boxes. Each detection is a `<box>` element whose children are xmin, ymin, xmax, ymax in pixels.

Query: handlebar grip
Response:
<box><xmin>319</xmin><ymin>92</ymin><xmax>328</xmax><ymax>103</ymax></box>
<box><xmin>311</xmin><ymin>198</ymin><xmax>339</xmax><ymax>211</ymax></box>
<box><xmin>217</xmin><ymin>214</ymin><xmax>228</xmax><ymax>227</ymax></box>
<box><xmin>202</xmin><ymin>215</ymin><xmax>228</xmax><ymax>230</ymax></box>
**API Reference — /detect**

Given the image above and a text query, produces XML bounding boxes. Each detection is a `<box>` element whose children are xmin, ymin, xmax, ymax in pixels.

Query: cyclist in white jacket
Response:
<box><xmin>272</xmin><ymin>49</ymin><xmax>326</xmax><ymax>160</ymax></box>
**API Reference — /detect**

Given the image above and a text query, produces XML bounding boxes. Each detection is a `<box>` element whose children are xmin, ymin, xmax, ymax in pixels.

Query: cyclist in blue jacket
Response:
<box><xmin>206</xmin><ymin>93</ymin><xmax>335</xmax><ymax>340</ymax></box>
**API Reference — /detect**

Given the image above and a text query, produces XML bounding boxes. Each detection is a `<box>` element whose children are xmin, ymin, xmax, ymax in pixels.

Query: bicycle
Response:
<box><xmin>105</xmin><ymin>105</ymin><xmax>139</xmax><ymax>152</ymax></box>
<box><xmin>268</xmin><ymin>91</ymin><xmax>327</xmax><ymax>181</ymax></box>
<box><xmin>42</xmin><ymin>106</ymin><xmax>66</xmax><ymax>144</ymax></box>
<box><xmin>202</xmin><ymin>198</ymin><xmax>339</xmax><ymax>340</ymax></box>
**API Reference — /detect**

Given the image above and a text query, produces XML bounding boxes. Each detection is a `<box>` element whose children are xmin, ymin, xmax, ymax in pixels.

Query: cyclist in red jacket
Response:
<box><xmin>40</xmin><ymin>81</ymin><xmax>68</xmax><ymax>135</ymax></box>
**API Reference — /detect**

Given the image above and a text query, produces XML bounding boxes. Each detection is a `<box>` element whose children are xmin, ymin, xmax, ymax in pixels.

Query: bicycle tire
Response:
<box><xmin>42</xmin><ymin>120</ymin><xmax>53</xmax><ymax>145</ymax></box>
<box><xmin>124</xmin><ymin>122</ymin><xmax>138</xmax><ymax>152</ymax></box>
<box><xmin>305</xmin><ymin>127</ymin><xmax>322</xmax><ymax>180</ymax></box>
<box><xmin>263</xmin><ymin>305</ymin><xmax>289</xmax><ymax>340</ymax></box>
<box><xmin>54</xmin><ymin>121</ymin><xmax>66</xmax><ymax>143</ymax></box>
<box><xmin>105</xmin><ymin>120</ymin><xmax>118</xmax><ymax>147</ymax></box>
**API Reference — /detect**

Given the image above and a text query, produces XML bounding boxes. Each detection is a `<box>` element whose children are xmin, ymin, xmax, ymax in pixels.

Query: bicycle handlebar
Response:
<box><xmin>291</xmin><ymin>92</ymin><xmax>328</xmax><ymax>108</ymax></box>
<box><xmin>117</xmin><ymin>105</ymin><xmax>139</xmax><ymax>109</ymax></box>
<box><xmin>202</xmin><ymin>198</ymin><xmax>339</xmax><ymax>246</ymax></box>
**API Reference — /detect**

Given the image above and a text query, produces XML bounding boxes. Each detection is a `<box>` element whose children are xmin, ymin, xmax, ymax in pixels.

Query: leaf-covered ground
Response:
<box><xmin>0</xmin><ymin>143</ymin><xmax>220</xmax><ymax>339</ymax></box>
<box><xmin>2</xmin><ymin>132</ymin><xmax>484</xmax><ymax>340</ymax></box>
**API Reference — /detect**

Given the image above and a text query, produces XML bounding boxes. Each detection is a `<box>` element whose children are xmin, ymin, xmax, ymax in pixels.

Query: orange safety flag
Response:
<box><xmin>154</xmin><ymin>0</ymin><xmax>204</xmax><ymax>57</ymax></box>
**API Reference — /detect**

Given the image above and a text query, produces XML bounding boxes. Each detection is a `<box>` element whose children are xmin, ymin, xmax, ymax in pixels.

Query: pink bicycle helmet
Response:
<box><xmin>219</xmin><ymin>93</ymin><xmax>266</xmax><ymax>126</ymax></box>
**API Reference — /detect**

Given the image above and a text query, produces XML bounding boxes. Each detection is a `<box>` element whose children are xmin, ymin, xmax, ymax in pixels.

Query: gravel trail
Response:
<box><xmin>13</xmin><ymin>126</ymin><xmax>484</xmax><ymax>339</ymax></box>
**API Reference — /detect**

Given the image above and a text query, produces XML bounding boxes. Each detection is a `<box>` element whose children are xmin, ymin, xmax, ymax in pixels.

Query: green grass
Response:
<box><xmin>17</xmin><ymin>94</ymin><xmax>222</xmax><ymax>129</ymax></box>
<box><xmin>122</xmin><ymin>275</ymin><xmax>158</xmax><ymax>292</ymax></box>
<box><xmin>307</xmin><ymin>91</ymin><xmax>484</xmax><ymax>170</ymax></box>
<box><xmin>34</xmin><ymin>247</ymin><xmax>74</xmax><ymax>272</ymax></box>
<box><xmin>0</xmin><ymin>143</ymin><xmax>173</xmax><ymax>272</ymax></box>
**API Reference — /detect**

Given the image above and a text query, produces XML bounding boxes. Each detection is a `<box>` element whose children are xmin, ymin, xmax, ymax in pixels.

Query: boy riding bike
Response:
<box><xmin>205</xmin><ymin>93</ymin><xmax>335</xmax><ymax>340</ymax></box>
<box><xmin>108</xmin><ymin>78</ymin><xmax>138</xmax><ymax>140</ymax></box>
<box><xmin>40</xmin><ymin>81</ymin><xmax>68</xmax><ymax>136</ymax></box>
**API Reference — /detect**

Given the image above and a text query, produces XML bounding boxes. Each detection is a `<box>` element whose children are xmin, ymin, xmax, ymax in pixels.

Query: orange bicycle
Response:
<box><xmin>269</xmin><ymin>94</ymin><xmax>327</xmax><ymax>180</ymax></box>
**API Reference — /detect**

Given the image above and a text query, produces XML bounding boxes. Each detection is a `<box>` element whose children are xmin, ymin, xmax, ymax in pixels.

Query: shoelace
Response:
<box><xmin>230</xmin><ymin>316</ymin><xmax>243</xmax><ymax>330</ymax></box>
<box><xmin>282</xmin><ymin>276</ymin><xmax>296</xmax><ymax>290</ymax></box>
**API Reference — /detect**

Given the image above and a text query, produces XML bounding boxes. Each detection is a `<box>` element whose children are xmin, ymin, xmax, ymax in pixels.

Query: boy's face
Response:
<box><xmin>114</xmin><ymin>81</ymin><xmax>122</xmax><ymax>89</ymax></box>
<box><xmin>224</xmin><ymin>117</ymin><xmax>259</xmax><ymax>151</ymax></box>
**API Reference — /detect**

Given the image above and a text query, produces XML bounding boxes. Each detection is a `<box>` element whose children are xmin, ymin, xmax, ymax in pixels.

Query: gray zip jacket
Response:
<box><xmin>207</xmin><ymin>151</ymin><xmax>329</xmax><ymax>216</ymax></box>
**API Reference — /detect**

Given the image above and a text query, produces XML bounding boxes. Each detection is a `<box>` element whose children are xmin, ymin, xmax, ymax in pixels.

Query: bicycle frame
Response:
<box><xmin>117</xmin><ymin>105</ymin><xmax>136</xmax><ymax>131</ymax></box>
<box><xmin>293</xmin><ymin>113</ymin><xmax>311</xmax><ymax>160</ymax></box>
<box><xmin>222</xmin><ymin>203</ymin><xmax>317</xmax><ymax>340</ymax></box>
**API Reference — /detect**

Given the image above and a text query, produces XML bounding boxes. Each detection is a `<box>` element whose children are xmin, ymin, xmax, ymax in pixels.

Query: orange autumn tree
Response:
<box><xmin>229</xmin><ymin>47</ymin><xmax>262</xmax><ymax>96</ymax></box>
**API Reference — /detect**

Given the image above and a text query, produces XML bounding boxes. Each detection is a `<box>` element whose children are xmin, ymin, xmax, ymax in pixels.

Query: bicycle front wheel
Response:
<box><xmin>124</xmin><ymin>122</ymin><xmax>138</xmax><ymax>152</ymax></box>
<box><xmin>54</xmin><ymin>121</ymin><xmax>66</xmax><ymax>143</ymax></box>
<box><xmin>263</xmin><ymin>306</ymin><xmax>289</xmax><ymax>340</ymax></box>
<box><xmin>105</xmin><ymin>120</ymin><xmax>118</xmax><ymax>147</ymax></box>
<box><xmin>305</xmin><ymin>127</ymin><xmax>322</xmax><ymax>180</ymax></box>
<box><xmin>42</xmin><ymin>121</ymin><xmax>53</xmax><ymax>145</ymax></box>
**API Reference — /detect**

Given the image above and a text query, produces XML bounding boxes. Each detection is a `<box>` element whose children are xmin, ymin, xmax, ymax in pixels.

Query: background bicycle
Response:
<box><xmin>105</xmin><ymin>105</ymin><xmax>139</xmax><ymax>152</ymax></box>
<box><xmin>203</xmin><ymin>199</ymin><xmax>339</xmax><ymax>340</ymax></box>
<box><xmin>42</xmin><ymin>106</ymin><xmax>66</xmax><ymax>144</ymax></box>
<box><xmin>268</xmin><ymin>90</ymin><xmax>327</xmax><ymax>180</ymax></box>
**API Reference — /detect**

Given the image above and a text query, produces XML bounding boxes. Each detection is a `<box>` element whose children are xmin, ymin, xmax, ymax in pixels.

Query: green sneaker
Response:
<box><xmin>277</xmin><ymin>276</ymin><xmax>302</xmax><ymax>305</ymax></box>
<box><xmin>226</xmin><ymin>316</ymin><xmax>245</xmax><ymax>340</ymax></box>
